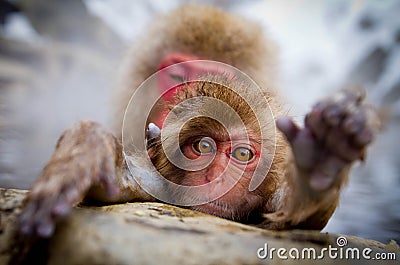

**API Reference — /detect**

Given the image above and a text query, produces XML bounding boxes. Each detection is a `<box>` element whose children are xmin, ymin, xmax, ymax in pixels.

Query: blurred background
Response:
<box><xmin>0</xmin><ymin>0</ymin><xmax>399</xmax><ymax>243</ymax></box>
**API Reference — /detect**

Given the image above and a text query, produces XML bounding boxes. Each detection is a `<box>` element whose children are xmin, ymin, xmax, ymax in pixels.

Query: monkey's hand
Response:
<box><xmin>277</xmin><ymin>88</ymin><xmax>380</xmax><ymax>192</ymax></box>
<box><xmin>19</xmin><ymin>121</ymin><xmax>122</xmax><ymax>238</ymax></box>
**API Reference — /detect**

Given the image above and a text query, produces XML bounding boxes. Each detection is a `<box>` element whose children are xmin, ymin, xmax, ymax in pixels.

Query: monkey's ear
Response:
<box><xmin>146</xmin><ymin>123</ymin><xmax>161</xmax><ymax>149</ymax></box>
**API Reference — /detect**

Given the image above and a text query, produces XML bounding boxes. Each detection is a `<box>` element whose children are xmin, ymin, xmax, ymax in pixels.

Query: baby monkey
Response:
<box><xmin>19</xmin><ymin>4</ymin><xmax>379</xmax><ymax>237</ymax></box>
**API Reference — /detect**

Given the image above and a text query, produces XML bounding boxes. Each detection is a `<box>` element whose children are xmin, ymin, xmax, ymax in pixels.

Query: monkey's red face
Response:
<box><xmin>170</xmin><ymin>133</ymin><xmax>265</xmax><ymax>221</ymax></box>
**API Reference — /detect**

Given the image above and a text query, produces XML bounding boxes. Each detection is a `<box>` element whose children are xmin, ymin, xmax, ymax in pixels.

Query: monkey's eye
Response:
<box><xmin>192</xmin><ymin>139</ymin><xmax>215</xmax><ymax>154</ymax></box>
<box><xmin>231</xmin><ymin>147</ymin><xmax>254</xmax><ymax>162</ymax></box>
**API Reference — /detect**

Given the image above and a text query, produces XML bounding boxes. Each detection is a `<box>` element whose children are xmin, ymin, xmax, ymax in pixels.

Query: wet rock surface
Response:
<box><xmin>0</xmin><ymin>188</ymin><xmax>398</xmax><ymax>265</ymax></box>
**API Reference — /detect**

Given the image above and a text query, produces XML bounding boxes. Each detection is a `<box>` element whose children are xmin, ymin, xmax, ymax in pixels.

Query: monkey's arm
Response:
<box><xmin>19</xmin><ymin>121</ymin><xmax>154</xmax><ymax>237</ymax></box>
<box><xmin>264</xmin><ymin>89</ymin><xmax>379</xmax><ymax>230</ymax></box>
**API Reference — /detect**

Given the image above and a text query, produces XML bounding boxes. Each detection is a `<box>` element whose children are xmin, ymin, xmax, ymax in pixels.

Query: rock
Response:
<box><xmin>0</xmin><ymin>188</ymin><xmax>398</xmax><ymax>265</ymax></box>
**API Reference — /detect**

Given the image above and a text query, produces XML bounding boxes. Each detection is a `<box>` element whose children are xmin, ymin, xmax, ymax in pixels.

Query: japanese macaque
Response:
<box><xmin>19</xmin><ymin>4</ymin><xmax>379</xmax><ymax>238</ymax></box>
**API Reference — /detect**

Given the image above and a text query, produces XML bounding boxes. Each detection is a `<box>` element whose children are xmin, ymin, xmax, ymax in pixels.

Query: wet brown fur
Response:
<box><xmin>114</xmin><ymin>4</ymin><xmax>279</xmax><ymax>144</ymax></box>
<box><xmin>20</xmin><ymin>4</ymin><xmax>363</xmax><ymax>236</ymax></box>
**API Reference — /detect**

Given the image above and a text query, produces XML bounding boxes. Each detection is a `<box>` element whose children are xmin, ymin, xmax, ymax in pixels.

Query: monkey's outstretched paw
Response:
<box><xmin>277</xmin><ymin>89</ymin><xmax>379</xmax><ymax>191</ymax></box>
<box><xmin>19</xmin><ymin>121</ymin><xmax>120</xmax><ymax>238</ymax></box>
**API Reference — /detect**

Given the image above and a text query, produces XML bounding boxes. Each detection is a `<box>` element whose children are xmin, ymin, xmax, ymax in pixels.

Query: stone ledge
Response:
<box><xmin>0</xmin><ymin>188</ymin><xmax>398</xmax><ymax>265</ymax></box>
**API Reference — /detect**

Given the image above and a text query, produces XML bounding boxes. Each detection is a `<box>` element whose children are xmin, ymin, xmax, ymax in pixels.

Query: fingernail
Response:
<box><xmin>20</xmin><ymin>224</ymin><xmax>33</xmax><ymax>236</ymax></box>
<box><xmin>357</xmin><ymin>130</ymin><xmax>373</xmax><ymax>146</ymax></box>
<box><xmin>52</xmin><ymin>201</ymin><xmax>71</xmax><ymax>216</ymax></box>
<box><xmin>38</xmin><ymin>223</ymin><xmax>54</xmax><ymax>238</ymax></box>
<box><xmin>343</xmin><ymin>118</ymin><xmax>359</xmax><ymax>133</ymax></box>
<box><xmin>324</xmin><ymin>108</ymin><xmax>341</xmax><ymax>126</ymax></box>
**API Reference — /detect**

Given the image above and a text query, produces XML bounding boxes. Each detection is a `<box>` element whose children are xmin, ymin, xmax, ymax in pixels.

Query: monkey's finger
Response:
<box><xmin>342</xmin><ymin>87</ymin><xmax>366</xmax><ymax>105</ymax></box>
<box><xmin>342</xmin><ymin>107</ymin><xmax>366</xmax><ymax>135</ymax></box>
<box><xmin>100</xmin><ymin>156</ymin><xmax>120</xmax><ymax>198</ymax></box>
<box><xmin>52</xmin><ymin>199</ymin><xmax>72</xmax><ymax>217</ymax></box>
<box><xmin>305</xmin><ymin>102</ymin><xmax>329</xmax><ymax>139</ymax></box>
<box><xmin>309</xmin><ymin>156</ymin><xmax>347</xmax><ymax>191</ymax></box>
<box><xmin>19</xmin><ymin>200</ymin><xmax>40</xmax><ymax>236</ymax></box>
<box><xmin>277</xmin><ymin>117</ymin><xmax>318</xmax><ymax>170</ymax></box>
<box><xmin>34</xmin><ymin>196</ymin><xmax>59</xmax><ymax>236</ymax></box>
<box><xmin>354</xmin><ymin>128</ymin><xmax>373</xmax><ymax>148</ymax></box>
<box><xmin>325</xmin><ymin>127</ymin><xmax>362</xmax><ymax>162</ymax></box>
<box><xmin>322</xmin><ymin>88</ymin><xmax>365</xmax><ymax>127</ymax></box>
<box><xmin>323</xmin><ymin>101</ymin><xmax>347</xmax><ymax>127</ymax></box>
<box><xmin>329</xmin><ymin>88</ymin><xmax>365</xmax><ymax>107</ymax></box>
<box><xmin>290</xmin><ymin>128</ymin><xmax>319</xmax><ymax>170</ymax></box>
<box><xmin>341</xmin><ymin>105</ymin><xmax>374</xmax><ymax>154</ymax></box>
<box><xmin>20</xmin><ymin>194</ymin><xmax>58</xmax><ymax>238</ymax></box>
<box><xmin>276</xmin><ymin>117</ymin><xmax>300</xmax><ymax>142</ymax></box>
<box><xmin>36</xmin><ymin>217</ymin><xmax>55</xmax><ymax>238</ymax></box>
<box><xmin>51</xmin><ymin>184</ymin><xmax>80</xmax><ymax>217</ymax></box>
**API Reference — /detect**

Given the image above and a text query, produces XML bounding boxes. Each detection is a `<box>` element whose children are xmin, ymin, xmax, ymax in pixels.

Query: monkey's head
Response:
<box><xmin>148</xmin><ymin>75</ymin><xmax>284</xmax><ymax>222</ymax></box>
<box><xmin>116</xmin><ymin>4</ymin><xmax>278</xmax><ymax>134</ymax></box>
